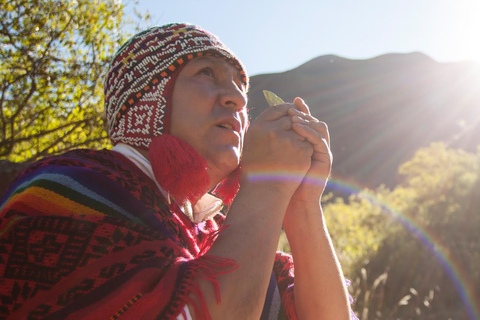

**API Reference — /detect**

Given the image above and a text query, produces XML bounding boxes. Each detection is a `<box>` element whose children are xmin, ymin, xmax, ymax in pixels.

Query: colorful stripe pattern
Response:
<box><xmin>0</xmin><ymin>149</ymin><xmax>295</xmax><ymax>319</ymax></box>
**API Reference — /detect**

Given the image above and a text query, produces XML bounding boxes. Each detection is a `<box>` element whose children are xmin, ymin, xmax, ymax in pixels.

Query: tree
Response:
<box><xmin>322</xmin><ymin>190</ymin><xmax>396</xmax><ymax>273</ymax></box>
<box><xmin>347</xmin><ymin>143</ymin><xmax>480</xmax><ymax>319</ymax></box>
<box><xmin>0</xmin><ymin>0</ymin><xmax>128</xmax><ymax>162</ymax></box>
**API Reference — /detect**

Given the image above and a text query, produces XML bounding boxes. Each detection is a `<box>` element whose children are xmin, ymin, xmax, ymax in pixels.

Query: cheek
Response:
<box><xmin>169</xmin><ymin>99</ymin><xmax>204</xmax><ymax>137</ymax></box>
<box><xmin>171</xmin><ymin>118</ymin><xmax>199</xmax><ymax>143</ymax></box>
<box><xmin>168</xmin><ymin>110</ymin><xmax>184</xmax><ymax>136</ymax></box>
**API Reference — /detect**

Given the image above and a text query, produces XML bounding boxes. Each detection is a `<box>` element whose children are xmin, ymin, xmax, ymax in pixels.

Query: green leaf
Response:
<box><xmin>263</xmin><ymin>90</ymin><xmax>285</xmax><ymax>107</ymax></box>
<box><xmin>0</xmin><ymin>0</ymin><xmax>149</xmax><ymax>162</ymax></box>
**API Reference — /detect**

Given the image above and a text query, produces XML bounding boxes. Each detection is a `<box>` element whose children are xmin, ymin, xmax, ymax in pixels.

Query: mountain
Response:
<box><xmin>1</xmin><ymin>53</ymin><xmax>479</xmax><ymax>197</ymax></box>
<box><xmin>247</xmin><ymin>52</ymin><xmax>480</xmax><ymax>193</ymax></box>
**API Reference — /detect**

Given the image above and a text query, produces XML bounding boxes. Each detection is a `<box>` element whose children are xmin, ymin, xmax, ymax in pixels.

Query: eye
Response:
<box><xmin>198</xmin><ymin>67</ymin><xmax>214</xmax><ymax>77</ymax></box>
<box><xmin>235</xmin><ymin>79</ymin><xmax>246</xmax><ymax>93</ymax></box>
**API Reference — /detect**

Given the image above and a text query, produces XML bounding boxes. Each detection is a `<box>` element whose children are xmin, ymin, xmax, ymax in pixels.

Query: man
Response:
<box><xmin>0</xmin><ymin>23</ymin><xmax>354</xmax><ymax>319</ymax></box>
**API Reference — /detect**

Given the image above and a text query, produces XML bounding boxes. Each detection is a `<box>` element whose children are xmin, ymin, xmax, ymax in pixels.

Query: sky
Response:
<box><xmin>128</xmin><ymin>0</ymin><xmax>480</xmax><ymax>76</ymax></box>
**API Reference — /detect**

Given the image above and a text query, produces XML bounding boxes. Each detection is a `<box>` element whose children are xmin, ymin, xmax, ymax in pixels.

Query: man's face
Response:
<box><xmin>169</xmin><ymin>56</ymin><xmax>248</xmax><ymax>185</ymax></box>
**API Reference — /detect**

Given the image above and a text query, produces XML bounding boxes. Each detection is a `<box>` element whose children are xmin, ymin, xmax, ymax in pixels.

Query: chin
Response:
<box><xmin>207</xmin><ymin>150</ymin><xmax>240</xmax><ymax>178</ymax></box>
<box><xmin>217</xmin><ymin>156</ymin><xmax>240</xmax><ymax>173</ymax></box>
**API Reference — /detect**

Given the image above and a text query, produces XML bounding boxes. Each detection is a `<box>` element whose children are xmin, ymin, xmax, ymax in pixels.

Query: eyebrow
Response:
<box><xmin>192</xmin><ymin>56</ymin><xmax>245</xmax><ymax>88</ymax></box>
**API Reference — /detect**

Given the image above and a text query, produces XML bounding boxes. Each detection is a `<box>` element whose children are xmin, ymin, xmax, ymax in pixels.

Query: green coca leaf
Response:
<box><xmin>263</xmin><ymin>90</ymin><xmax>285</xmax><ymax>107</ymax></box>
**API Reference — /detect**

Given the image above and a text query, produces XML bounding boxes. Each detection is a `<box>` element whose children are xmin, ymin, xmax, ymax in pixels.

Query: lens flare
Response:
<box><xmin>248</xmin><ymin>171</ymin><xmax>479</xmax><ymax>319</ymax></box>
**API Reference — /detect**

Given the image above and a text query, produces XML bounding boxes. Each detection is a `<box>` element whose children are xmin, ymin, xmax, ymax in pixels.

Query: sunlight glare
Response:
<box><xmin>450</xmin><ymin>0</ymin><xmax>480</xmax><ymax>64</ymax></box>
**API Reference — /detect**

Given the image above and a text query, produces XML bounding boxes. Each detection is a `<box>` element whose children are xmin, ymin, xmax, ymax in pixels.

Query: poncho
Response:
<box><xmin>0</xmin><ymin>149</ymin><xmax>296</xmax><ymax>319</ymax></box>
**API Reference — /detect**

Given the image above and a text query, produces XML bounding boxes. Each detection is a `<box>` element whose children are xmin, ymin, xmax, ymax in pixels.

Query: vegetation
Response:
<box><xmin>0</xmin><ymin>0</ymin><xmax>129</xmax><ymax>162</ymax></box>
<box><xmin>280</xmin><ymin>143</ymin><xmax>479</xmax><ymax>318</ymax></box>
<box><xmin>327</xmin><ymin>143</ymin><xmax>479</xmax><ymax>319</ymax></box>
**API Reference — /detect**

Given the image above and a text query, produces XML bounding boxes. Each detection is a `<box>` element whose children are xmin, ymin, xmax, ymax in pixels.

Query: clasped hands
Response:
<box><xmin>241</xmin><ymin>97</ymin><xmax>332</xmax><ymax>206</ymax></box>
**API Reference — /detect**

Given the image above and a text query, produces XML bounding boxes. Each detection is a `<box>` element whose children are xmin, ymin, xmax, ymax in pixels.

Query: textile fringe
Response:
<box><xmin>180</xmin><ymin>254</ymin><xmax>239</xmax><ymax>320</ymax></box>
<box><xmin>198</xmin><ymin>225</ymin><xmax>230</xmax><ymax>256</ymax></box>
<box><xmin>149</xmin><ymin>134</ymin><xmax>210</xmax><ymax>204</ymax></box>
<box><xmin>282</xmin><ymin>287</ymin><xmax>298</xmax><ymax>320</ymax></box>
<box><xmin>212</xmin><ymin>166</ymin><xmax>241</xmax><ymax>207</ymax></box>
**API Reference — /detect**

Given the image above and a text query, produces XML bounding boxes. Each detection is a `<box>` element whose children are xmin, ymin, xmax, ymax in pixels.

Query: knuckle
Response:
<box><xmin>300</xmin><ymin>140</ymin><xmax>313</xmax><ymax>153</ymax></box>
<box><xmin>282</xmin><ymin>118</ymin><xmax>292</xmax><ymax>130</ymax></box>
<box><xmin>271</xmin><ymin>104</ymin><xmax>287</xmax><ymax>113</ymax></box>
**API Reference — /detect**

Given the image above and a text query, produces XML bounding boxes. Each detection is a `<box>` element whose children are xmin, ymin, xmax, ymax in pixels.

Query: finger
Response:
<box><xmin>292</xmin><ymin>123</ymin><xmax>332</xmax><ymax>165</ymax></box>
<box><xmin>281</xmin><ymin>128</ymin><xmax>311</xmax><ymax>144</ymax></box>
<box><xmin>291</xmin><ymin>123</ymin><xmax>325</xmax><ymax>148</ymax></box>
<box><xmin>311</xmin><ymin>139</ymin><xmax>332</xmax><ymax>162</ymax></box>
<box><xmin>291</xmin><ymin>115</ymin><xmax>330</xmax><ymax>147</ymax></box>
<box><xmin>256</xmin><ymin>103</ymin><xmax>295</xmax><ymax>122</ymax></box>
<box><xmin>292</xmin><ymin>123</ymin><xmax>331</xmax><ymax>161</ymax></box>
<box><xmin>271</xmin><ymin>116</ymin><xmax>294</xmax><ymax>131</ymax></box>
<box><xmin>293</xmin><ymin>97</ymin><xmax>311</xmax><ymax>115</ymax></box>
<box><xmin>269</xmin><ymin>116</ymin><xmax>306</xmax><ymax>141</ymax></box>
<box><xmin>288</xmin><ymin>107</ymin><xmax>316</xmax><ymax>121</ymax></box>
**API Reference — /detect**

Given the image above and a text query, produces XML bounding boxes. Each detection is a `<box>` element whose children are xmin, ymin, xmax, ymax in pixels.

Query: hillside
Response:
<box><xmin>247</xmin><ymin>52</ymin><xmax>480</xmax><ymax>193</ymax></box>
<box><xmin>1</xmin><ymin>53</ymin><xmax>479</xmax><ymax>197</ymax></box>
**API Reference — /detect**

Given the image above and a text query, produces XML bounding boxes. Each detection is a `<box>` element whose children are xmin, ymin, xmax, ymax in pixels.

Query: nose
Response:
<box><xmin>219</xmin><ymin>80</ymin><xmax>247</xmax><ymax>111</ymax></box>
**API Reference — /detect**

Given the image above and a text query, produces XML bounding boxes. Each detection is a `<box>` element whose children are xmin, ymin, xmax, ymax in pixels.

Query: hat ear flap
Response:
<box><xmin>149</xmin><ymin>134</ymin><xmax>210</xmax><ymax>204</ymax></box>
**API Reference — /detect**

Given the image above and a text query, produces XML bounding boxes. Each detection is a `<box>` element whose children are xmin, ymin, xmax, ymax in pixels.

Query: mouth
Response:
<box><xmin>217</xmin><ymin>123</ymin><xmax>235</xmax><ymax>130</ymax></box>
<box><xmin>216</xmin><ymin>118</ymin><xmax>241</xmax><ymax>133</ymax></box>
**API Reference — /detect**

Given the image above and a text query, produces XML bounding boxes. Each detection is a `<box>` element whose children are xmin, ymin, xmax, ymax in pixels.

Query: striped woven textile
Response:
<box><xmin>0</xmin><ymin>149</ymin><xmax>296</xmax><ymax>319</ymax></box>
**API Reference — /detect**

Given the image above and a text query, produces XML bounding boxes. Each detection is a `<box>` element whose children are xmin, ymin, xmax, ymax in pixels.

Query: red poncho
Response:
<box><xmin>0</xmin><ymin>149</ymin><xmax>296</xmax><ymax>319</ymax></box>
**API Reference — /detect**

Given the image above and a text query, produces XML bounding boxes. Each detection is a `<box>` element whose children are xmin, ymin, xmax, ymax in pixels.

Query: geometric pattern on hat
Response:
<box><xmin>104</xmin><ymin>23</ymin><xmax>249</xmax><ymax>149</ymax></box>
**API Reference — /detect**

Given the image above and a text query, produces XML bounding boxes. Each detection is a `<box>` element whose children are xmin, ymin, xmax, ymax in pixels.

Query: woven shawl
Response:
<box><xmin>0</xmin><ymin>149</ymin><xmax>296</xmax><ymax>319</ymax></box>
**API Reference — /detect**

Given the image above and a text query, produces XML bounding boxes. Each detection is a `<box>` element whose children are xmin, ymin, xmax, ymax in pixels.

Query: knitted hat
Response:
<box><xmin>104</xmin><ymin>23</ymin><xmax>248</xmax><ymax>205</ymax></box>
<box><xmin>104</xmin><ymin>23</ymin><xmax>248</xmax><ymax>148</ymax></box>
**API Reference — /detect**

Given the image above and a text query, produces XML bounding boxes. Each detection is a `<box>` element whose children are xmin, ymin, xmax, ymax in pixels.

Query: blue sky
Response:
<box><xmin>128</xmin><ymin>0</ymin><xmax>480</xmax><ymax>76</ymax></box>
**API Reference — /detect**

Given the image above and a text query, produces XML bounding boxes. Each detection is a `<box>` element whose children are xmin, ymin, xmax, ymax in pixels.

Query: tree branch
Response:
<box><xmin>0</xmin><ymin>118</ymin><xmax>95</xmax><ymax>154</ymax></box>
<box><xmin>31</xmin><ymin>121</ymin><xmax>84</xmax><ymax>161</ymax></box>
<box><xmin>10</xmin><ymin>74</ymin><xmax>36</xmax><ymax>123</ymax></box>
